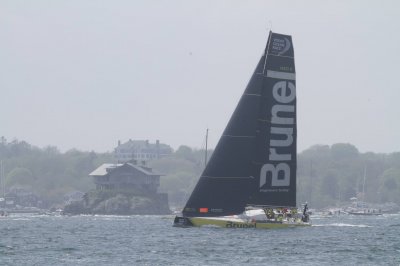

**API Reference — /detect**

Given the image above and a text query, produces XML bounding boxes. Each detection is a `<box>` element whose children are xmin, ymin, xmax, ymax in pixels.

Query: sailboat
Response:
<box><xmin>0</xmin><ymin>160</ymin><xmax>8</xmax><ymax>217</ymax></box>
<box><xmin>347</xmin><ymin>165</ymin><xmax>382</xmax><ymax>216</ymax></box>
<box><xmin>173</xmin><ymin>31</ymin><xmax>310</xmax><ymax>229</ymax></box>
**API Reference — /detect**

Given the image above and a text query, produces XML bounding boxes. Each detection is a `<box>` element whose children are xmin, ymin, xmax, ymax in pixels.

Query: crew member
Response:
<box><xmin>302</xmin><ymin>202</ymin><xmax>309</xmax><ymax>222</ymax></box>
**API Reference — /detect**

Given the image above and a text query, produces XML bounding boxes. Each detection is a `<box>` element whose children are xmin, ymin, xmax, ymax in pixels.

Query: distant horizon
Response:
<box><xmin>1</xmin><ymin>135</ymin><xmax>398</xmax><ymax>155</ymax></box>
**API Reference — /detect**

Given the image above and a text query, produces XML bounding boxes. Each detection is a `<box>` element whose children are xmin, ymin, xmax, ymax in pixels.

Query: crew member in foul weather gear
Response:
<box><xmin>302</xmin><ymin>202</ymin><xmax>309</xmax><ymax>222</ymax></box>
<box><xmin>303</xmin><ymin>203</ymin><xmax>308</xmax><ymax>216</ymax></box>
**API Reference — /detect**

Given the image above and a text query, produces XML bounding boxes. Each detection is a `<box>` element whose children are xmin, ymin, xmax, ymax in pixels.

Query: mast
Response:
<box><xmin>362</xmin><ymin>164</ymin><xmax>366</xmax><ymax>203</ymax></box>
<box><xmin>309</xmin><ymin>160</ymin><xmax>313</xmax><ymax>206</ymax></box>
<box><xmin>204</xmin><ymin>128</ymin><xmax>208</xmax><ymax>168</ymax></box>
<box><xmin>0</xmin><ymin>160</ymin><xmax>4</xmax><ymax>199</ymax></box>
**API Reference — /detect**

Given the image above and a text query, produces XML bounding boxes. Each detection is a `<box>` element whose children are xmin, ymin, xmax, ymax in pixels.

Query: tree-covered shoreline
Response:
<box><xmin>0</xmin><ymin>139</ymin><xmax>399</xmax><ymax>210</ymax></box>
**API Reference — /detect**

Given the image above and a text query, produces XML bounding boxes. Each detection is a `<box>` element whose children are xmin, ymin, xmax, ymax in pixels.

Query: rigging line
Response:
<box><xmin>262</xmin><ymin>30</ymin><xmax>273</xmax><ymax>75</ymax></box>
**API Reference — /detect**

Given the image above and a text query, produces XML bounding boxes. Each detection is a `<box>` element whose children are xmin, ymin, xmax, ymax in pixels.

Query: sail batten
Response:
<box><xmin>183</xmin><ymin>31</ymin><xmax>297</xmax><ymax>217</ymax></box>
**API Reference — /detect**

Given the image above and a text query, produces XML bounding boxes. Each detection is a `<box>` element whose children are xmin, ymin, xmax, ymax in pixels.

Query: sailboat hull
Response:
<box><xmin>174</xmin><ymin>216</ymin><xmax>310</xmax><ymax>229</ymax></box>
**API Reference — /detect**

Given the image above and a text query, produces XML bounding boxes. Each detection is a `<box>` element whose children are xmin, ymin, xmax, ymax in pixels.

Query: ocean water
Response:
<box><xmin>0</xmin><ymin>213</ymin><xmax>399</xmax><ymax>266</ymax></box>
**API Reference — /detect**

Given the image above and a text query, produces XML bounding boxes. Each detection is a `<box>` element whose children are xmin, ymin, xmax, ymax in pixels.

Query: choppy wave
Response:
<box><xmin>313</xmin><ymin>223</ymin><xmax>372</xmax><ymax>228</ymax></box>
<box><xmin>0</xmin><ymin>213</ymin><xmax>399</xmax><ymax>265</ymax></box>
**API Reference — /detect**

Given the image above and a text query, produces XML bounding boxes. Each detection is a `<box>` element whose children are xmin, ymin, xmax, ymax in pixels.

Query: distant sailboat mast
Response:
<box><xmin>204</xmin><ymin>128</ymin><xmax>208</xmax><ymax>168</ymax></box>
<box><xmin>362</xmin><ymin>164</ymin><xmax>366</xmax><ymax>203</ymax></box>
<box><xmin>0</xmin><ymin>160</ymin><xmax>4</xmax><ymax>199</ymax></box>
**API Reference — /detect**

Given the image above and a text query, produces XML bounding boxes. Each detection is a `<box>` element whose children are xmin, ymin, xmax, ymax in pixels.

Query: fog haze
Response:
<box><xmin>1</xmin><ymin>0</ymin><xmax>399</xmax><ymax>153</ymax></box>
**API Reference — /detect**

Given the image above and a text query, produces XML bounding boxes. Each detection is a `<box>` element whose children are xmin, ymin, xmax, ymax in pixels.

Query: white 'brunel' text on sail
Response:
<box><xmin>260</xmin><ymin>77</ymin><xmax>296</xmax><ymax>191</ymax></box>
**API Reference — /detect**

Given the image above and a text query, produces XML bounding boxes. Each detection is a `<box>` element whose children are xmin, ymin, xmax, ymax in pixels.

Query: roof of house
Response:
<box><xmin>89</xmin><ymin>163</ymin><xmax>122</xmax><ymax>176</ymax></box>
<box><xmin>89</xmin><ymin>163</ymin><xmax>163</xmax><ymax>177</ymax></box>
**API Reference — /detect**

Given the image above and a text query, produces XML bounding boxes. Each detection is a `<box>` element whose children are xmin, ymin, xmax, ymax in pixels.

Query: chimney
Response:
<box><xmin>118</xmin><ymin>140</ymin><xmax>121</xmax><ymax>146</ymax></box>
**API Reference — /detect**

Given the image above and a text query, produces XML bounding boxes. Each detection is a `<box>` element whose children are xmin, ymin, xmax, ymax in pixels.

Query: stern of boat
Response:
<box><xmin>173</xmin><ymin>216</ymin><xmax>194</xmax><ymax>227</ymax></box>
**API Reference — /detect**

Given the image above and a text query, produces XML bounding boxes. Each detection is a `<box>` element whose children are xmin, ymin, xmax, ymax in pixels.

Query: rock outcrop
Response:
<box><xmin>63</xmin><ymin>190</ymin><xmax>170</xmax><ymax>215</ymax></box>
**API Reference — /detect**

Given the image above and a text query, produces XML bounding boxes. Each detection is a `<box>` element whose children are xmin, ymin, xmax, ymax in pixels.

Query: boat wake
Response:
<box><xmin>313</xmin><ymin>223</ymin><xmax>372</xmax><ymax>228</ymax></box>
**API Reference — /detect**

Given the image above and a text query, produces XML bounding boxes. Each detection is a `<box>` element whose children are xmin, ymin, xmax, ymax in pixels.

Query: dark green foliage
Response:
<box><xmin>297</xmin><ymin>144</ymin><xmax>400</xmax><ymax>208</ymax></box>
<box><xmin>321</xmin><ymin>169</ymin><xmax>339</xmax><ymax>199</ymax></box>
<box><xmin>0</xmin><ymin>139</ymin><xmax>112</xmax><ymax>207</ymax></box>
<box><xmin>148</xmin><ymin>146</ymin><xmax>206</xmax><ymax>208</ymax></box>
<box><xmin>1</xmin><ymin>138</ymin><xmax>399</xmax><ymax>209</ymax></box>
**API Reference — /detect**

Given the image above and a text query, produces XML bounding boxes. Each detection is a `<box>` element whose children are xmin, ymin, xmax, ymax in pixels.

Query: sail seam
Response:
<box><xmin>222</xmin><ymin>135</ymin><xmax>256</xmax><ymax>138</ymax></box>
<box><xmin>243</xmin><ymin>93</ymin><xmax>261</xmax><ymax>97</ymax></box>
<box><xmin>268</xmin><ymin>54</ymin><xmax>294</xmax><ymax>59</ymax></box>
<box><xmin>258</xmin><ymin>119</ymin><xmax>297</xmax><ymax>125</ymax></box>
<box><xmin>204</xmin><ymin>176</ymin><xmax>255</xmax><ymax>179</ymax></box>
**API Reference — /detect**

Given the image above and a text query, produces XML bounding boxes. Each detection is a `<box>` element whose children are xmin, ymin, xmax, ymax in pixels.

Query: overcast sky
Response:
<box><xmin>1</xmin><ymin>0</ymin><xmax>399</xmax><ymax>153</ymax></box>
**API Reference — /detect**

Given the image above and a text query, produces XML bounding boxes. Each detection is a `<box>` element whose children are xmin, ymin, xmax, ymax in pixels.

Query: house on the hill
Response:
<box><xmin>89</xmin><ymin>161</ymin><xmax>163</xmax><ymax>193</ymax></box>
<box><xmin>114</xmin><ymin>139</ymin><xmax>172</xmax><ymax>162</ymax></box>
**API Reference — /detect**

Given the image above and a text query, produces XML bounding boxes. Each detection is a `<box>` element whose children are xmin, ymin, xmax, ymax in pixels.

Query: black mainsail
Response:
<box><xmin>183</xmin><ymin>31</ymin><xmax>296</xmax><ymax>217</ymax></box>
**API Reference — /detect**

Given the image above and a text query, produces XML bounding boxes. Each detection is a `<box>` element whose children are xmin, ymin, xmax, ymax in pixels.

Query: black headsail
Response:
<box><xmin>183</xmin><ymin>31</ymin><xmax>296</xmax><ymax>217</ymax></box>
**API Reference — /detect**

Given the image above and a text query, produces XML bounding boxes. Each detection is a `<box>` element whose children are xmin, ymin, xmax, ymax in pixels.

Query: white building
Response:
<box><xmin>114</xmin><ymin>139</ymin><xmax>172</xmax><ymax>162</ymax></box>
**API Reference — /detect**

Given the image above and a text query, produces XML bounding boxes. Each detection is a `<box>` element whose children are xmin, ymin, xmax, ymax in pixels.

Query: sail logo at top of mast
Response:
<box><xmin>260</xmin><ymin>79</ymin><xmax>295</xmax><ymax>191</ymax></box>
<box><xmin>271</xmin><ymin>37</ymin><xmax>291</xmax><ymax>56</ymax></box>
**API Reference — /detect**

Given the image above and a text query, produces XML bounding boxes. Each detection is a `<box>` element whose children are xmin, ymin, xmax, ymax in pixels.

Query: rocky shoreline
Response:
<box><xmin>63</xmin><ymin>190</ymin><xmax>171</xmax><ymax>215</ymax></box>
